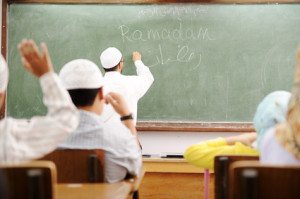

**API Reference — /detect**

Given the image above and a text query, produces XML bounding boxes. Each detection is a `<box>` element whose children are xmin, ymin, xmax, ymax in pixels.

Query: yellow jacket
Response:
<box><xmin>184</xmin><ymin>138</ymin><xmax>259</xmax><ymax>169</ymax></box>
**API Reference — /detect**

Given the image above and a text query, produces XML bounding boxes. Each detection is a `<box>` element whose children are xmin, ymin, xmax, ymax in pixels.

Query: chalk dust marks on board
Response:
<box><xmin>272</xmin><ymin>4</ymin><xmax>300</xmax><ymax>21</ymax></box>
<box><xmin>261</xmin><ymin>42</ymin><xmax>296</xmax><ymax>90</ymax></box>
<box><xmin>225</xmin><ymin>72</ymin><xmax>230</xmax><ymax>119</ymax></box>
<box><xmin>261</xmin><ymin>45</ymin><xmax>279</xmax><ymax>89</ymax></box>
<box><xmin>213</xmin><ymin>72</ymin><xmax>230</xmax><ymax>119</ymax></box>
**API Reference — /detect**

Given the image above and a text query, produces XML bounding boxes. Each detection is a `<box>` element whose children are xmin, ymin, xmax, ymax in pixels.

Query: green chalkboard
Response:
<box><xmin>7</xmin><ymin>3</ymin><xmax>300</xmax><ymax>122</ymax></box>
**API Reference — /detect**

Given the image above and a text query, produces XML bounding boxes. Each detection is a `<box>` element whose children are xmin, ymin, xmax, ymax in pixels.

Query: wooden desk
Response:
<box><xmin>56</xmin><ymin>183</ymin><xmax>132</xmax><ymax>199</ymax></box>
<box><xmin>140</xmin><ymin>158</ymin><xmax>215</xmax><ymax>199</ymax></box>
<box><xmin>143</xmin><ymin>157</ymin><xmax>206</xmax><ymax>173</ymax></box>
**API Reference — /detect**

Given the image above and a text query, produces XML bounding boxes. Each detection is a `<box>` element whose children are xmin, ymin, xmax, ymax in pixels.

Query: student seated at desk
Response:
<box><xmin>58</xmin><ymin>59</ymin><xmax>142</xmax><ymax>183</ymax></box>
<box><xmin>184</xmin><ymin>90</ymin><xmax>291</xmax><ymax>169</ymax></box>
<box><xmin>184</xmin><ymin>133</ymin><xmax>258</xmax><ymax>169</ymax></box>
<box><xmin>0</xmin><ymin>40</ymin><xmax>79</xmax><ymax>163</ymax></box>
<box><xmin>260</xmin><ymin>48</ymin><xmax>300</xmax><ymax>165</ymax></box>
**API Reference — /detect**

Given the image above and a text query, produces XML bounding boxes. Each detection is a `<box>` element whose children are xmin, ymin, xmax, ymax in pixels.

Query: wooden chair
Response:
<box><xmin>0</xmin><ymin>170</ymin><xmax>8</xmax><ymax>199</ymax></box>
<box><xmin>214</xmin><ymin>155</ymin><xmax>259</xmax><ymax>199</ymax></box>
<box><xmin>229</xmin><ymin>161</ymin><xmax>300</xmax><ymax>199</ymax></box>
<box><xmin>40</xmin><ymin>149</ymin><xmax>143</xmax><ymax>199</ymax></box>
<box><xmin>0</xmin><ymin>161</ymin><xmax>56</xmax><ymax>199</ymax></box>
<box><xmin>40</xmin><ymin>149</ymin><xmax>105</xmax><ymax>183</ymax></box>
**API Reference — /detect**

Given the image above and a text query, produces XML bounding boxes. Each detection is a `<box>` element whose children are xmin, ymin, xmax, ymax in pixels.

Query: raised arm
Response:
<box><xmin>105</xmin><ymin>92</ymin><xmax>141</xmax><ymax>148</ymax></box>
<box><xmin>225</xmin><ymin>133</ymin><xmax>257</xmax><ymax>147</ymax></box>
<box><xmin>0</xmin><ymin>39</ymin><xmax>79</xmax><ymax>162</ymax></box>
<box><xmin>131</xmin><ymin>51</ymin><xmax>154</xmax><ymax>98</ymax></box>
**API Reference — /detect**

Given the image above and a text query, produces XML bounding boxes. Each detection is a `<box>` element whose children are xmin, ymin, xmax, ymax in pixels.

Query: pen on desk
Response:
<box><xmin>161</xmin><ymin>154</ymin><xmax>184</xmax><ymax>158</ymax></box>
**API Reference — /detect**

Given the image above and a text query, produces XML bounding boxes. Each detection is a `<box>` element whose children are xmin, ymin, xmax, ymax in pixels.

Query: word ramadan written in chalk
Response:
<box><xmin>118</xmin><ymin>23</ymin><xmax>215</xmax><ymax>42</ymax></box>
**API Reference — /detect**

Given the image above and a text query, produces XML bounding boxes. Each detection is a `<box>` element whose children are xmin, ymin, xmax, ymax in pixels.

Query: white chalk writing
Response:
<box><xmin>119</xmin><ymin>23</ymin><xmax>215</xmax><ymax>43</ymax></box>
<box><xmin>138</xmin><ymin>7</ymin><xmax>208</xmax><ymax>20</ymax></box>
<box><xmin>148</xmin><ymin>44</ymin><xmax>202</xmax><ymax>70</ymax></box>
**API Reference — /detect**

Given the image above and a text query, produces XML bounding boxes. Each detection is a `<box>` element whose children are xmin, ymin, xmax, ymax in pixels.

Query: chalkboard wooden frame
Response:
<box><xmin>0</xmin><ymin>0</ymin><xmax>7</xmax><ymax>119</ymax></box>
<box><xmin>2</xmin><ymin>0</ymin><xmax>299</xmax><ymax>132</ymax></box>
<box><xmin>7</xmin><ymin>0</ymin><xmax>300</xmax><ymax>4</ymax></box>
<box><xmin>137</xmin><ymin>121</ymin><xmax>254</xmax><ymax>132</ymax></box>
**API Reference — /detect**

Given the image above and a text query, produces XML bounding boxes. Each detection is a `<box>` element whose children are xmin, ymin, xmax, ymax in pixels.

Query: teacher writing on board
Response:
<box><xmin>99</xmin><ymin>47</ymin><xmax>154</xmax><ymax>125</ymax></box>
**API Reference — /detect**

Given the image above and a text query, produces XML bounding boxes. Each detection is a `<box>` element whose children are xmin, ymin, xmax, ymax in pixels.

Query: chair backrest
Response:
<box><xmin>229</xmin><ymin>161</ymin><xmax>300</xmax><ymax>199</ymax></box>
<box><xmin>0</xmin><ymin>161</ymin><xmax>56</xmax><ymax>199</ymax></box>
<box><xmin>40</xmin><ymin>149</ymin><xmax>104</xmax><ymax>183</ymax></box>
<box><xmin>214</xmin><ymin>155</ymin><xmax>259</xmax><ymax>199</ymax></box>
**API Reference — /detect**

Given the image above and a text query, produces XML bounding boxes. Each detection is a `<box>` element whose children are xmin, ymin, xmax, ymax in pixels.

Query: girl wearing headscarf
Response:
<box><xmin>184</xmin><ymin>90</ymin><xmax>291</xmax><ymax>169</ymax></box>
<box><xmin>260</xmin><ymin>48</ymin><xmax>300</xmax><ymax>165</ymax></box>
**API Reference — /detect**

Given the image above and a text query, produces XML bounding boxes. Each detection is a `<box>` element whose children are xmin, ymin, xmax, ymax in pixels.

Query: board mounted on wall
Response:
<box><xmin>5</xmin><ymin>0</ymin><xmax>300</xmax><ymax>131</ymax></box>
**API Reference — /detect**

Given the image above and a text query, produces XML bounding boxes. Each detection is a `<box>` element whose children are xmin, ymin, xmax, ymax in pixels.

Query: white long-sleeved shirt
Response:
<box><xmin>0</xmin><ymin>72</ymin><xmax>79</xmax><ymax>163</ymax></box>
<box><xmin>58</xmin><ymin>110</ymin><xmax>142</xmax><ymax>183</ymax></box>
<box><xmin>101</xmin><ymin>60</ymin><xmax>154</xmax><ymax>124</ymax></box>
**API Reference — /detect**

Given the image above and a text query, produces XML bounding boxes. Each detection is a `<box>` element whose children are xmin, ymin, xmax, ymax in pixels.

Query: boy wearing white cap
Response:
<box><xmin>58</xmin><ymin>59</ymin><xmax>142</xmax><ymax>183</ymax></box>
<box><xmin>0</xmin><ymin>39</ymin><xmax>79</xmax><ymax>163</ymax></box>
<box><xmin>100</xmin><ymin>47</ymin><xmax>154</xmax><ymax>124</ymax></box>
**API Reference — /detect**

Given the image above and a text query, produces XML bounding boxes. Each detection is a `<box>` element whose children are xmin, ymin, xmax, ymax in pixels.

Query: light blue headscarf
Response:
<box><xmin>253</xmin><ymin>91</ymin><xmax>291</xmax><ymax>149</ymax></box>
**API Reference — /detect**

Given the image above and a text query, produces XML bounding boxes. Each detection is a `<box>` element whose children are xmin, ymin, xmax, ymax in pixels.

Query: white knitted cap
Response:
<box><xmin>0</xmin><ymin>55</ymin><xmax>8</xmax><ymax>92</ymax></box>
<box><xmin>100</xmin><ymin>47</ymin><xmax>122</xmax><ymax>69</ymax></box>
<box><xmin>59</xmin><ymin>59</ymin><xmax>104</xmax><ymax>90</ymax></box>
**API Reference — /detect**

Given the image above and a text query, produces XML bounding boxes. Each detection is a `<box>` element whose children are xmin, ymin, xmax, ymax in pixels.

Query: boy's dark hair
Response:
<box><xmin>104</xmin><ymin>64</ymin><xmax>119</xmax><ymax>72</ymax></box>
<box><xmin>68</xmin><ymin>88</ymin><xmax>100</xmax><ymax>107</ymax></box>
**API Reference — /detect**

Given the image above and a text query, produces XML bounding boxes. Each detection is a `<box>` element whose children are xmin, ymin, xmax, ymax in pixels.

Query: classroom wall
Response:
<box><xmin>1</xmin><ymin>3</ymin><xmax>245</xmax><ymax>157</ymax></box>
<box><xmin>139</xmin><ymin>131</ymin><xmax>239</xmax><ymax>156</ymax></box>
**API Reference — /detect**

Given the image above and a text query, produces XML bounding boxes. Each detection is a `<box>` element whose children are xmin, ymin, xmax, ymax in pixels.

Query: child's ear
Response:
<box><xmin>98</xmin><ymin>87</ymin><xmax>104</xmax><ymax>100</ymax></box>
